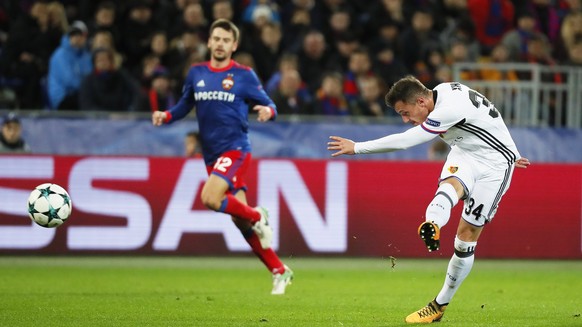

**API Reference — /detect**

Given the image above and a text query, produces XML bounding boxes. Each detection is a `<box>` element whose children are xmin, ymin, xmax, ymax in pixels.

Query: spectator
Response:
<box><xmin>0</xmin><ymin>113</ymin><xmax>30</xmax><ymax>153</ymax></box>
<box><xmin>440</xmin><ymin>16</ymin><xmax>481</xmax><ymax>62</ymax></box>
<box><xmin>240</xmin><ymin>4</ymin><xmax>277</xmax><ymax>51</ymax></box>
<box><xmin>415</xmin><ymin>45</ymin><xmax>446</xmax><ymax>87</ymax></box>
<box><xmin>343</xmin><ymin>47</ymin><xmax>374</xmax><ymax>102</ymax></box>
<box><xmin>313</xmin><ymin>71</ymin><xmax>351</xmax><ymax>116</ymax></box>
<box><xmin>367</xmin><ymin>19</ymin><xmax>400</xmax><ymax>58</ymax></box>
<box><xmin>349</xmin><ymin>75</ymin><xmax>390</xmax><ymax>117</ymax></box>
<box><xmin>87</xmin><ymin>1</ymin><xmax>120</xmax><ymax>48</ymax></box>
<box><xmin>242</xmin><ymin>0</ymin><xmax>281</xmax><ymax>25</ymax></box>
<box><xmin>501</xmin><ymin>10</ymin><xmax>549</xmax><ymax>61</ymax></box>
<box><xmin>296</xmin><ymin>30</ymin><xmax>339</xmax><ymax>95</ymax></box>
<box><xmin>148</xmin><ymin>31</ymin><xmax>171</xmax><ymax>67</ymax></box>
<box><xmin>323</xmin><ymin>6</ymin><xmax>358</xmax><ymax>43</ymax></box>
<box><xmin>372</xmin><ymin>42</ymin><xmax>409</xmax><ymax>87</ymax></box>
<box><xmin>467</xmin><ymin>0</ymin><xmax>514</xmax><ymax>55</ymax></box>
<box><xmin>0</xmin><ymin>1</ymin><xmax>62</xmax><ymax>109</ymax></box>
<box><xmin>280</xmin><ymin>7</ymin><xmax>313</xmax><ymax>53</ymax></box>
<box><xmin>184</xmin><ymin>131</ymin><xmax>202</xmax><ymax>157</ymax></box>
<box><xmin>555</xmin><ymin>11</ymin><xmax>582</xmax><ymax>62</ymax></box>
<box><xmin>280</xmin><ymin>0</ymin><xmax>324</xmax><ymax>34</ymax></box>
<box><xmin>166</xmin><ymin>29</ymin><xmax>207</xmax><ymax>83</ymax></box>
<box><xmin>211</xmin><ymin>0</ymin><xmax>235</xmax><ymax>23</ymax></box>
<box><xmin>329</xmin><ymin>31</ymin><xmax>362</xmax><ymax>71</ymax></box>
<box><xmin>478</xmin><ymin>43</ymin><xmax>519</xmax><ymax>81</ymax></box>
<box><xmin>397</xmin><ymin>8</ymin><xmax>441</xmax><ymax>72</ymax></box>
<box><xmin>120</xmin><ymin>1</ymin><xmax>157</xmax><ymax>73</ymax></box>
<box><xmin>233</xmin><ymin>52</ymin><xmax>257</xmax><ymax>70</ymax></box>
<box><xmin>167</xmin><ymin>3</ymin><xmax>207</xmax><ymax>41</ymax></box>
<box><xmin>79</xmin><ymin>47</ymin><xmax>141</xmax><ymax>111</ymax></box>
<box><xmin>154</xmin><ymin>0</ymin><xmax>200</xmax><ymax>32</ymax></box>
<box><xmin>265</xmin><ymin>52</ymin><xmax>300</xmax><ymax>94</ymax></box>
<box><xmin>565</xmin><ymin>41</ymin><xmax>582</xmax><ymax>66</ymax></box>
<box><xmin>138</xmin><ymin>66</ymin><xmax>176</xmax><ymax>112</ymax></box>
<box><xmin>519</xmin><ymin>0</ymin><xmax>561</xmax><ymax>43</ymax></box>
<box><xmin>90</xmin><ymin>29</ymin><xmax>123</xmax><ymax>68</ymax></box>
<box><xmin>46</xmin><ymin>1</ymin><xmax>69</xmax><ymax>34</ymax></box>
<box><xmin>133</xmin><ymin>53</ymin><xmax>160</xmax><ymax>89</ymax></box>
<box><xmin>270</xmin><ymin>69</ymin><xmax>313</xmax><ymax>115</ymax></box>
<box><xmin>251</xmin><ymin>22</ymin><xmax>283</xmax><ymax>82</ymax></box>
<box><xmin>366</xmin><ymin>0</ymin><xmax>407</xmax><ymax>36</ymax></box>
<box><xmin>47</xmin><ymin>20</ymin><xmax>92</xmax><ymax>110</ymax></box>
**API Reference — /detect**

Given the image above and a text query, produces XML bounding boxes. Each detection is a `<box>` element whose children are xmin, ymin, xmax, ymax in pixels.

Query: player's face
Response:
<box><xmin>393</xmin><ymin>97</ymin><xmax>431</xmax><ymax>126</ymax></box>
<box><xmin>208</xmin><ymin>27</ymin><xmax>238</xmax><ymax>62</ymax></box>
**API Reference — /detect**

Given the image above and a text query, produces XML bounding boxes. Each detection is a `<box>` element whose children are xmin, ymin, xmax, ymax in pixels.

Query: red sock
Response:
<box><xmin>244</xmin><ymin>230</ymin><xmax>285</xmax><ymax>274</ymax></box>
<box><xmin>219</xmin><ymin>194</ymin><xmax>260</xmax><ymax>222</ymax></box>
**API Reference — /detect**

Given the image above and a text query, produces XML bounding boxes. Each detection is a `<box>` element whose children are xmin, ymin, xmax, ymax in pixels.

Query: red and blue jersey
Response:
<box><xmin>165</xmin><ymin>60</ymin><xmax>277</xmax><ymax>165</ymax></box>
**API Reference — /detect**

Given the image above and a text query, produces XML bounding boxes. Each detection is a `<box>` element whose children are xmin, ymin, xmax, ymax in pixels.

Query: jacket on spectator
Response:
<box><xmin>47</xmin><ymin>35</ymin><xmax>92</xmax><ymax>109</ymax></box>
<box><xmin>79</xmin><ymin>70</ymin><xmax>141</xmax><ymax>112</ymax></box>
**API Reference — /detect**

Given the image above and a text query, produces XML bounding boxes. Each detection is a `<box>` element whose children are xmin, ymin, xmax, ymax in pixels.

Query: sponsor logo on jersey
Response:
<box><xmin>448</xmin><ymin>166</ymin><xmax>458</xmax><ymax>174</ymax></box>
<box><xmin>194</xmin><ymin>90</ymin><xmax>235</xmax><ymax>102</ymax></box>
<box><xmin>425</xmin><ymin>118</ymin><xmax>441</xmax><ymax>127</ymax></box>
<box><xmin>222</xmin><ymin>74</ymin><xmax>234</xmax><ymax>90</ymax></box>
<box><xmin>196</xmin><ymin>80</ymin><xmax>205</xmax><ymax>87</ymax></box>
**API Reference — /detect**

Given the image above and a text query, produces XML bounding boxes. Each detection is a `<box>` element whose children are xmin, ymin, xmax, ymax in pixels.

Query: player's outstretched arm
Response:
<box><xmin>152</xmin><ymin>111</ymin><xmax>167</xmax><ymax>126</ymax></box>
<box><xmin>515</xmin><ymin>157</ymin><xmax>530</xmax><ymax>168</ymax></box>
<box><xmin>253</xmin><ymin>105</ymin><xmax>274</xmax><ymax>122</ymax></box>
<box><xmin>328</xmin><ymin>136</ymin><xmax>356</xmax><ymax>157</ymax></box>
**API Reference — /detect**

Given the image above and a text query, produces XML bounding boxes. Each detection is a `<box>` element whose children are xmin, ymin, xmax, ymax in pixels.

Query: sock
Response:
<box><xmin>242</xmin><ymin>228</ymin><xmax>284</xmax><ymax>273</ymax></box>
<box><xmin>425</xmin><ymin>183</ymin><xmax>459</xmax><ymax>228</ymax></box>
<box><xmin>436</xmin><ymin>236</ymin><xmax>476</xmax><ymax>305</ymax></box>
<box><xmin>219</xmin><ymin>194</ymin><xmax>261</xmax><ymax>223</ymax></box>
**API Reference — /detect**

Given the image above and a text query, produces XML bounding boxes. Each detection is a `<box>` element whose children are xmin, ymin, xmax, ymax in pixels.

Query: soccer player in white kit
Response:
<box><xmin>327</xmin><ymin>76</ymin><xmax>530</xmax><ymax>324</ymax></box>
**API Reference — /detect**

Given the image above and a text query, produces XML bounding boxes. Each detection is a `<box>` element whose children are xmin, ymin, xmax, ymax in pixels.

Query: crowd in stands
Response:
<box><xmin>0</xmin><ymin>0</ymin><xmax>581</xmax><ymax>117</ymax></box>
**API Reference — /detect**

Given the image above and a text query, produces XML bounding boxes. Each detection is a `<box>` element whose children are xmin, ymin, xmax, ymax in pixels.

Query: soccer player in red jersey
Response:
<box><xmin>152</xmin><ymin>19</ymin><xmax>292</xmax><ymax>294</ymax></box>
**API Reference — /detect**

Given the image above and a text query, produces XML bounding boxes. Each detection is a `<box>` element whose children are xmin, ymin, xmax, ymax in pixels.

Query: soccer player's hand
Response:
<box><xmin>253</xmin><ymin>105</ymin><xmax>273</xmax><ymax>122</ymax></box>
<box><xmin>152</xmin><ymin>111</ymin><xmax>167</xmax><ymax>126</ymax></box>
<box><xmin>328</xmin><ymin>136</ymin><xmax>355</xmax><ymax>157</ymax></box>
<box><xmin>515</xmin><ymin>157</ymin><xmax>530</xmax><ymax>168</ymax></box>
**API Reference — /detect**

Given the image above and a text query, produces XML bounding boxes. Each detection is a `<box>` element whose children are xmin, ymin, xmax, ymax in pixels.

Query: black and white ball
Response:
<box><xmin>27</xmin><ymin>183</ymin><xmax>72</xmax><ymax>228</ymax></box>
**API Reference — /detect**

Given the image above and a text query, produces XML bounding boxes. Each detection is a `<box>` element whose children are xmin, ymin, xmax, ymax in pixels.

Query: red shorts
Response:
<box><xmin>206</xmin><ymin>150</ymin><xmax>251</xmax><ymax>193</ymax></box>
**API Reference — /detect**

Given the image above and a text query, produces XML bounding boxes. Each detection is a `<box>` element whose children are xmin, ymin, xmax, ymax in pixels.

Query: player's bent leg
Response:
<box><xmin>202</xmin><ymin>174</ymin><xmax>262</xmax><ymax>223</ymax></box>
<box><xmin>405</xmin><ymin>299</ymin><xmax>447</xmax><ymax>324</ymax></box>
<box><xmin>425</xmin><ymin>182</ymin><xmax>460</xmax><ymax>228</ymax></box>
<box><xmin>200</xmin><ymin>174</ymin><xmax>231</xmax><ymax>211</ymax></box>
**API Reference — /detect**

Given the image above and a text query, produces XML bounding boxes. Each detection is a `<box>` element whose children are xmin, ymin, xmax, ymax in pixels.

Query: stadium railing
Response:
<box><xmin>452</xmin><ymin>63</ymin><xmax>582</xmax><ymax>128</ymax></box>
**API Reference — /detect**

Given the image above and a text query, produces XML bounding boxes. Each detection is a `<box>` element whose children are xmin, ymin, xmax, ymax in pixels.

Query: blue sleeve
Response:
<box><xmin>167</xmin><ymin>69</ymin><xmax>196</xmax><ymax>122</ymax></box>
<box><xmin>245</xmin><ymin>69</ymin><xmax>278</xmax><ymax>120</ymax></box>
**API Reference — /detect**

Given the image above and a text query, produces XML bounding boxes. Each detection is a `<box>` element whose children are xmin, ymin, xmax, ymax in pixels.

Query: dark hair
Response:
<box><xmin>209</xmin><ymin>19</ymin><xmax>239</xmax><ymax>43</ymax></box>
<box><xmin>385</xmin><ymin>75</ymin><xmax>429</xmax><ymax>107</ymax></box>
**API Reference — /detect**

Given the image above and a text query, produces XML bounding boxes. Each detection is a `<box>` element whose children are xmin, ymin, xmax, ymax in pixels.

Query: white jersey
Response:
<box><xmin>424</xmin><ymin>82</ymin><xmax>520</xmax><ymax>169</ymax></box>
<box><xmin>354</xmin><ymin>82</ymin><xmax>520</xmax><ymax>170</ymax></box>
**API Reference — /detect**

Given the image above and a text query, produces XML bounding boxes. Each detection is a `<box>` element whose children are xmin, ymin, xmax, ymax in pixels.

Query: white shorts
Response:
<box><xmin>438</xmin><ymin>149</ymin><xmax>515</xmax><ymax>227</ymax></box>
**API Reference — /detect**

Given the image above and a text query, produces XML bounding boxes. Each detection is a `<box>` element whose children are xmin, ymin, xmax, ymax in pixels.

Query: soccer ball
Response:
<box><xmin>27</xmin><ymin>183</ymin><xmax>72</xmax><ymax>228</ymax></box>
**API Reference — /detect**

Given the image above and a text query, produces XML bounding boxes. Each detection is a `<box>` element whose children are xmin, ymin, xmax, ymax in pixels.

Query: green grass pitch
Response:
<box><xmin>0</xmin><ymin>256</ymin><xmax>580</xmax><ymax>326</ymax></box>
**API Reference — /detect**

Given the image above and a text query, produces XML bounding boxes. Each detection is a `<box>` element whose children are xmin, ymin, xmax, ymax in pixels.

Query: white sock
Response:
<box><xmin>436</xmin><ymin>237</ymin><xmax>476</xmax><ymax>305</ymax></box>
<box><xmin>425</xmin><ymin>183</ymin><xmax>459</xmax><ymax>228</ymax></box>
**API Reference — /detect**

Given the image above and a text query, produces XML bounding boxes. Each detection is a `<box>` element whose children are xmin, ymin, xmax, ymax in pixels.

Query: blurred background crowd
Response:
<box><xmin>0</xmin><ymin>0</ymin><xmax>581</xmax><ymax>117</ymax></box>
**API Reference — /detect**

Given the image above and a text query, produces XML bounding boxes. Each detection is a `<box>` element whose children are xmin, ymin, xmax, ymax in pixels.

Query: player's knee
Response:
<box><xmin>454</xmin><ymin>236</ymin><xmax>477</xmax><ymax>258</ymax></box>
<box><xmin>200</xmin><ymin>192</ymin><xmax>222</xmax><ymax>211</ymax></box>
